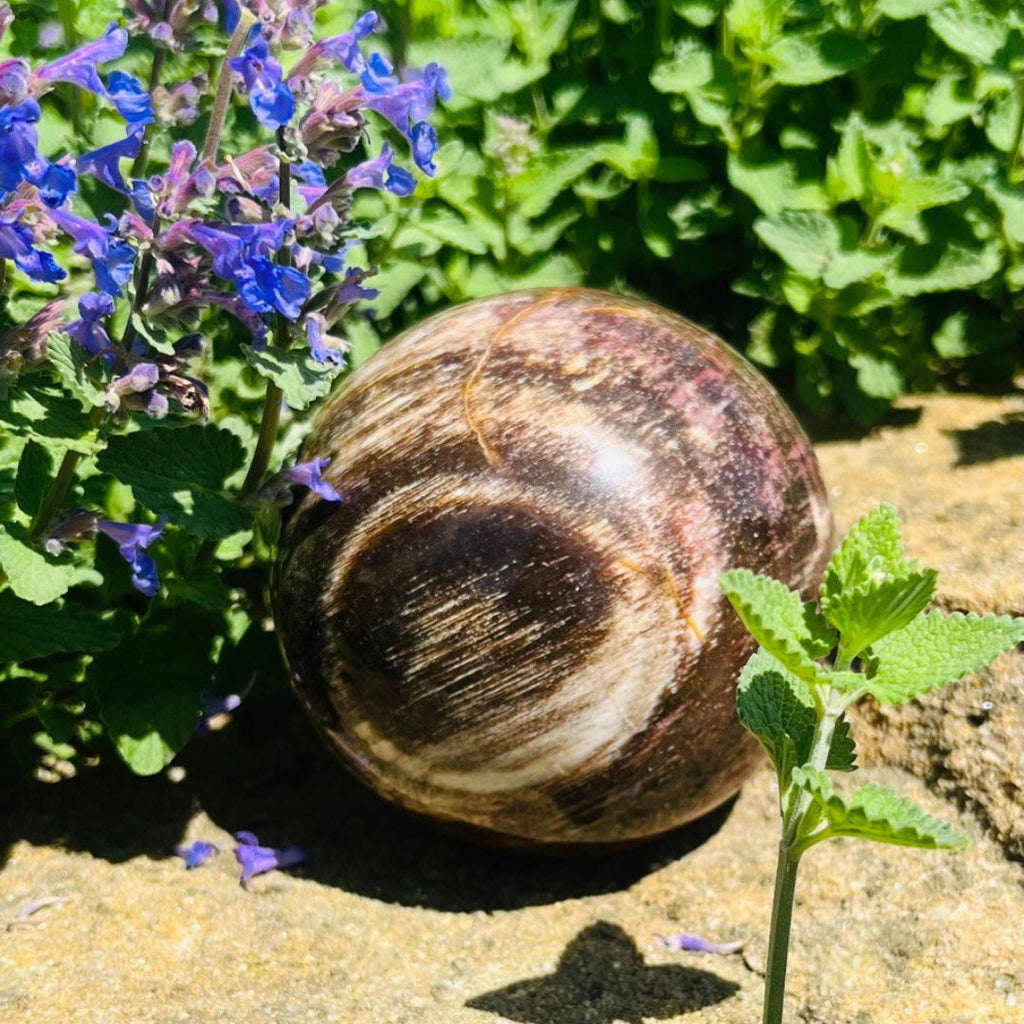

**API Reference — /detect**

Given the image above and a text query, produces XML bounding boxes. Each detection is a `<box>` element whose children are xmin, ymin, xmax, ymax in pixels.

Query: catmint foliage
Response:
<box><xmin>0</xmin><ymin>1</ymin><xmax>449</xmax><ymax>780</ymax></box>
<box><xmin>720</xmin><ymin>504</ymin><xmax>1024</xmax><ymax>1024</ymax></box>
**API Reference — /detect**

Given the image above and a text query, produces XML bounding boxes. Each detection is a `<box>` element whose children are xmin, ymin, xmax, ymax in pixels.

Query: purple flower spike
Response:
<box><xmin>228</xmin><ymin>35</ymin><xmax>295</xmax><ymax>131</ymax></box>
<box><xmin>657</xmin><ymin>933</ymin><xmax>744</xmax><ymax>955</ymax></box>
<box><xmin>52</xmin><ymin>209</ymin><xmax>137</xmax><ymax>297</ymax></box>
<box><xmin>175</xmin><ymin>840</ymin><xmax>218</xmax><ymax>869</ymax></box>
<box><xmin>76</xmin><ymin>130</ymin><xmax>145</xmax><ymax>193</ymax></box>
<box><xmin>96</xmin><ymin>517</ymin><xmax>167</xmax><ymax>597</ymax></box>
<box><xmin>234</xmin><ymin>831</ymin><xmax>309</xmax><ymax>889</ymax></box>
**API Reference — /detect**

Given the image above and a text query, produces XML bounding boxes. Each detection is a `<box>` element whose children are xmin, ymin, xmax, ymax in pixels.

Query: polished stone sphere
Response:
<box><xmin>272</xmin><ymin>289</ymin><xmax>833</xmax><ymax>850</ymax></box>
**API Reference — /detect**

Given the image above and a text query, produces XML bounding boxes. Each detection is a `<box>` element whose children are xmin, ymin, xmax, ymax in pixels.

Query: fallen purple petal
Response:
<box><xmin>234</xmin><ymin>831</ymin><xmax>310</xmax><ymax>888</ymax></box>
<box><xmin>657</xmin><ymin>933</ymin><xmax>744</xmax><ymax>955</ymax></box>
<box><xmin>174</xmin><ymin>840</ymin><xmax>218</xmax><ymax>869</ymax></box>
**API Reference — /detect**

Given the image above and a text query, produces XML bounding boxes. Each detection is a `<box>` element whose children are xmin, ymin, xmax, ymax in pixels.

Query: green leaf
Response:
<box><xmin>875</xmin><ymin>176</ymin><xmax>970</xmax><ymax>238</ymax></box>
<box><xmin>674</xmin><ymin>0</ymin><xmax>721</xmax><ymax>26</ymax></box>
<box><xmin>720</xmin><ymin>569</ymin><xmax>836</xmax><ymax>682</ymax></box>
<box><xmin>97</xmin><ymin>425</ymin><xmax>251</xmax><ymax>540</ymax></box>
<box><xmin>822</xmin><ymin>569</ymin><xmax>938</xmax><ymax>658</ymax></box>
<box><xmin>0</xmin><ymin>526</ymin><xmax>100</xmax><ymax>605</ymax></box>
<box><xmin>932</xmin><ymin>310</ymin><xmax>1018</xmax><ymax>359</ymax></box>
<box><xmin>507</xmin><ymin>149</ymin><xmax>598</xmax><ymax>218</ymax></box>
<box><xmin>596</xmin><ymin>113</ymin><xmax>659</xmax><ymax>181</ymax></box>
<box><xmin>762</xmin><ymin>32</ymin><xmax>870</xmax><ymax>86</ymax></box>
<box><xmin>755</xmin><ymin>212</ymin><xmax>891</xmax><ymax>288</ymax></box>
<box><xmin>650</xmin><ymin>38</ymin><xmax>715</xmax><ymax>93</ymax></box>
<box><xmin>726</xmin><ymin>0</ymin><xmax>788</xmax><ymax>46</ymax></box>
<box><xmin>928</xmin><ymin>2</ymin><xmax>1009</xmax><ymax>64</ymax></box>
<box><xmin>865</xmin><ymin>611</ymin><xmax>1024</xmax><ymax>703</ymax></box>
<box><xmin>0</xmin><ymin>384</ymin><xmax>102</xmax><ymax>457</ymax></box>
<box><xmin>792</xmin><ymin>766</ymin><xmax>967</xmax><ymax>850</ymax></box>
<box><xmin>241</xmin><ymin>345</ymin><xmax>344</xmax><ymax>412</ymax></box>
<box><xmin>368</xmin><ymin>260</ymin><xmax>428</xmax><ymax>318</ymax></box>
<box><xmin>821</xmin><ymin>503</ymin><xmax>909</xmax><ymax>600</ymax></box>
<box><xmin>94</xmin><ymin>611</ymin><xmax>217</xmax><ymax>775</ymax></box>
<box><xmin>727</xmin><ymin>153</ymin><xmax>827</xmax><ymax>216</ymax></box>
<box><xmin>0</xmin><ymin>591</ymin><xmax>120</xmax><ymax>663</ymax></box>
<box><xmin>14</xmin><ymin>440</ymin><xmax>52</xmax><ymax>518</ymax></box>
<box><xmin>827</xmin><ymin>118</ymin><xmax>872</xmax><ymax>202</ymax></box>
<box><xmin>875</xmin><ymin>0</ymin><xmax>936</xmax><ymax>18</ymax></box>
<box><xmin>923</xmin><ymin>75</ymin><xmax>980</xmax><ymax>129</ymax></box>
<box><xmin>47</xmin><ymin>333</ymin><xmax>107</xmax><ymax>410</ymax></box>
<box><xmin>985</xmin><ymin>89</ymin><xmax>1023</xmax><ymax>153</ymax></box>
<box><xmin>848</xmin><ymin>350</ymin><xmax>904</xmax><ymax>400</ymax></box>
<box><xmin>737</xmin><ymin>650</ymin><xmax>856</xmax><ymax>780</ymax></box>
<box><xmin>887</xmin><ymin>238</ymin><xmax>1003</xmax><ymax>297</ymax></box>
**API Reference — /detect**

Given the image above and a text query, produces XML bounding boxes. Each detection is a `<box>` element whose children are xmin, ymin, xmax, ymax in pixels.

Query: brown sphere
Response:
<box><xmin>273</xmin><ymin>289</ymin><xmax>833</xmax><ymax>851</ymax></box>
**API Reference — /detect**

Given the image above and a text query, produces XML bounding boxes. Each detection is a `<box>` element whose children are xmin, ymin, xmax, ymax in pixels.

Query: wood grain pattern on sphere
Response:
<box><xmin>273</xmin><ymin>289</ymin><xmax>834</xmax><ymax>850</ymax></box>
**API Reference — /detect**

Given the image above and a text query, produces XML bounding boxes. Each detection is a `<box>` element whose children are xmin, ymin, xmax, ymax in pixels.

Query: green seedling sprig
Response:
<box><xmin>720</xmin><ymin>503</ymin><xmax>1024</xmax><ymax>1024</ymax></box>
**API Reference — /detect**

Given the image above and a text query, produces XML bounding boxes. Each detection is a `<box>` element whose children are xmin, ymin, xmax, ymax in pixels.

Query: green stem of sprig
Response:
<box><xmin>28</xmin><ymin>447</ymin><xmax>84</xmax><ymax>543</ymax></box>
<box><xmin>762</xmin><ymin>694</ymin><xmax>843</xmax><ymax>1024</ymax></box>
<box><xmin>200</xmin><ymin>13</ymin><xmax>257</xmax><ymax>165</ymax></box>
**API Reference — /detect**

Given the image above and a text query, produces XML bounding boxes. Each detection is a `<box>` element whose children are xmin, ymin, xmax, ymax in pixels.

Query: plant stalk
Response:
<box><xmin>763</xmin><ymin>841</ymin><xmax>800</xmax><ymax>1024</ymax></box>
<box><xmin>129</xmin><ymin>45</ymin><xmax>167</xmax><ymax>180</ymax></box>
<box><xmin>28</xmin><ymin>448</ymin><xmax>83</xmax><ymax>542</ymax></box>
<box><xmin>200</xmin><ymin>12</ymin><xmax>257</xmax><ymax>165</ymax></box>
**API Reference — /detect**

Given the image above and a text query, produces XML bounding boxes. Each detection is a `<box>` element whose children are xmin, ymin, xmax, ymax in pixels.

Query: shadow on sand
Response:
<box><xmin>1</xmin><ymin>695</ymin><xmax>737</xmax><ymax>913</ymax></box>
<box><xmin>466</xmin><ymin>921</ymin><xmax>739</xmax><ymax>1023</ymax></box>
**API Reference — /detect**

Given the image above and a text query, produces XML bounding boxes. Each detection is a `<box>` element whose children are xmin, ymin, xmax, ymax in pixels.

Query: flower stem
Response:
<box><xmin>29</xmin><ymin>449</ymin><xmax>84</xmax><ymax>543</ymax></box>
<box><xmin>200</xmin><ymin>13</ymin><xmax>257</xmax><ymax>165</ymax></box>
<box><xmin>129</xmin><ymin>45</ymin><xmax>167</xmax><ymax>180</ymax></box>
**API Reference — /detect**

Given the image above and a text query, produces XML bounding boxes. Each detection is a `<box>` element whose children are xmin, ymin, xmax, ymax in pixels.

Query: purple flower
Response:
<box><xmin>657</xmin><ymin>934</ymin><xmax>744</xmax><ymax>955</ymax></box>
<box><xmin>127</xmin><ymin>0</ymin><xmax>218</xmax><ymax>50</ymax></box>
<box><xmin>235</xmin><ymin>255</ymin><xmax>311</xmax><ymax>321</ymax></box>
<box><xmin>234</xmin><ymin>831</ymin><xmax>309</xmax><ymax>888</ymax></box>
<box><xmin>305</xmin><ymin>314</ymin><xmax>344</xmax><ymax>364</ymax></box>
<box><xmin>32</xmin><ymin>25</ymin><xmax>153</xmax><ymax>124</ymax></box>
<box><xmin>362</xmin><ymin>61</ymin><xmax>450</xmax><ymax>136</ymax></box>
<box><xmin>0</xmin><ymin>298</ymin><xmax>64</xmax><ymax>370</ymax></box>
<box><xmin>0</xmin><ymin>216</ymin><xmax>66</xmax><ymax>282</ymax></box>
<box><xmin>0</xmin><ymin>58</ymin><xmax>29</xmax><ymax>105</ymax></box>
<box><xmin>34</xmin><ymin>24</ymin><xmax>128</xmax><ymax>95</ymax></box>
<box><xmin>228</xmin><ymin>34</ymin><xmax>295</xmax><ymax>131</ymax></box>
<box><xmin>105</xmin><ymin>71</ymin><xmax>155</xmax><ymax>125</ymax></box>
<box><xmin>254</xmin><ymin>456</ymin><xmax>343</xmax><ymax>505</ymax></box>
<box><xmin>0</xmin><ymin>98</ymin><xmax>75</xmax><ymax>206</ymax></box>
<box><xmin>345</xmin><ymin>142</ymin><xmax>416</xmax><ymax>197</ymax></box>
<box><xmin>67</xmin><ymin>292</ymin><xmax>115</xmax><ymax>355</ymax></box>
<box><xmin>175</xmin><ymin>840</ymin><xmax>218</xmax><ymax>869</ymax></box>
<box><xmin>410</xmin><ymin>121</ymin><xmax>439</xmax><ymax>176</ymax></box>
<box><xmin>360</xmin><ymin>51</ymin><xmax>397</xmax><ymax>95</ymax></box>
<box><xmin>287</xmin><ymin>10</ymin><xmax>381</xmax><ymax>86</ymax></box>
<box><xmin>105</xmin><ymin>361</ymin><xmax>162</xmax><ymax>414</ymax></box>
<box><xmin>52</xmin><ymin>209</ymin><xmax>137</xmax><ymax>296</ymax></box>
<box><xmin>96</xmin><ymin>517</ymin><xmax>167</xmax><ymax>596</ymax></box>
<box><xmin>76</xmin><ymin>130</ymin><xmax>145</xmax><ymax>193</ymax></box>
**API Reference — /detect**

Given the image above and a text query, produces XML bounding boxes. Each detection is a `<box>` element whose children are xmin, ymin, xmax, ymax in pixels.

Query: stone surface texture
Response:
<box><xmin>1</xmin><ymin>393</ymin><xmax>1022</xmax><ymax>1024</ymax></box>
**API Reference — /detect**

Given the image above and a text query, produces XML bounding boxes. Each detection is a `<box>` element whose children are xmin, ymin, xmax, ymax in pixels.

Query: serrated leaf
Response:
<box><xmin>865</xmin><ymin>611</ymin><xmax>1024</xmax><ymax>704</ymax></box>
<box><xmin>762</xmin><ymin>32</ymin><xmax>870</xmax><ymax>86</ymax></box>
<box><xmin>822</xmin><ymin>569</ymin><xmax>938</xmax><ymax>658</ymax></box>
<box><xmin>875</xmin><ymin>0</ymin><xmax>934</xmax><ymax>18</ymax></box>
<box><xmin>242</xmin><ymin>345</ymin><xmax>343</xmax><ymax>412</ymax></box>
<box><xmin>727</xmin><ymin>153</ymin><xmax>827</xmax><ymax>216</ymax></box>
<box><xmin>928</xmin><ymin>2</ymin><xmax>1008</xmax><ymax>64</ymax></box>
<box><xmin>14</xmin><ymin>440</ymin><xmax>52</xmax><ymax>518</ymax></box>
<box><xmin>650</xmin><ymin>37</ymin><xmax>715</xmax><ymax>93</ymax></box>
<box><xmin>47</xmin><ymin>333</ymin><xmax>108</xmax><ymax>410</ymax></box>
<box><xmin>508</xmin><ymin>149</ymin><xmax>598</xmax><ymax>218</ymax></box>
<box><xmin>0</xmin><ymin>383</ymin><xmax>102</xmax><ymax>457</ymax></box>
<box><xmin>793</xmin><ymin>765</ymin><xmax>967</xmax><ymax>850</ymax></box>
<box><xmin>94</xmin><ymin>611</ymin><xmax>217</xmax><ymax>775</ymax></box>
<box><xmin>737</xmin><ymin>650</ymin><xmax>856</xmax><ymax>779</ymax></box>
<box><xmin>97</xmin><ymin>425</ymin><xmax>251</xmax><ymax>540</ymax></box>
<box><xmin>721</xmin><ymin>569</ymin><xmax>836</xmax><ymax>682</ymax></box>
<box><xmin>0</xmin><ymin>591</ymin><xmax>120</xmax><ymax>663</ymax></box>
<box><xmin>0</xmin><ymin>526</ymin><xmax>100</xmax><ymax>605</ymax></box>
<box><xmin>821</xmin><ymin>503</ymin><xmax>910</xmax><ymax>601</ymax></box>
<box><xmin>887</xmin><ymin>237</ymin><xmax>1003</xmax><ymax>297</ymax></box>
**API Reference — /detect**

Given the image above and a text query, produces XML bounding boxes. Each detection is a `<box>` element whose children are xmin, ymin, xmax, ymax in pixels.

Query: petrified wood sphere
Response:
<box><xmin>273</xmin><ymin>289</ymin><xmax>833</xmax><ymax>850</ymax></box>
